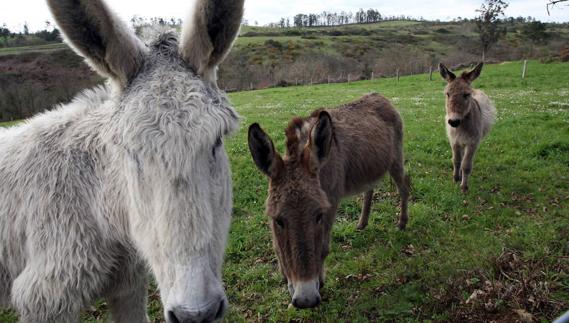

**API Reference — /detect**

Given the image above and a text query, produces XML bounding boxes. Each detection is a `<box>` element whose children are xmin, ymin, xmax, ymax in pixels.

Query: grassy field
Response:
<box><xmin>1</xmin><ymin>61</ymin><xmax>568</xmax><ymax>322</ymax></box>
<box><xmin>0</xmin><ymin>43</ymin><xmax>67</xmax><ymax>57</ymax></box>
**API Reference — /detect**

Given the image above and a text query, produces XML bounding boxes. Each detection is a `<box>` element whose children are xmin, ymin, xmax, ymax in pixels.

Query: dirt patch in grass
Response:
<box><xmin>428</xmin><ymin>249</ymin><xmax>568</xmax><ymax>322</ymax></box>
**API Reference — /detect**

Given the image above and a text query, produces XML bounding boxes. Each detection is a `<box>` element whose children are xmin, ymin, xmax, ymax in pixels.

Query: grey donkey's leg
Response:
<box><xmin>389</xmin><ymin>163</ymin><xmax>411</xmax><ymax>230</ymax></box>
<box><xmin>357</xmin><ymin>190</ymin><xmax>374</xmax><ymax>230</ymax></box>
<box><xmin>452</xmin><ymin>143</ymin><xmax>463</xmax><ymax>182</ymax></box>
<box><xmin>101</xmin><ymin>251</ymin><xmax>150</xmax><ymax>323</ymax></box>
<box><xmin>460</xmin><ymin>144</ymin><xmax>478</xmax><ymax>193</ymax></box>
<box><xmin>106</xmin><ymin>260</ymin><xmax>150</xmax><ymax>323</ymax></box>
<box><xmin>0</xmin><ymin>263</ymin><xmax>12</xmax><ymax>310</ymax></box>
<box><xmin>11</xmin><ymin>266</ymin><xmax>82</xmax><ymax>323</ymax></box>
<box><xmin>0</xmin><ymin>264</ymin><xmax>11</xmax><ymax>308</ymax></box>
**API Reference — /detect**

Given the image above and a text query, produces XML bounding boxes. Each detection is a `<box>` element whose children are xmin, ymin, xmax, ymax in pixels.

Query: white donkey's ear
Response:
<box><xmin>180</xmin><ymin>0</ymin><xmax>245</xmax><ymax>84</ymax></box>
<box><xmin>47</xmin><ymin>0</ymin><xmax>146</xmax><ymax>87</ymax></box>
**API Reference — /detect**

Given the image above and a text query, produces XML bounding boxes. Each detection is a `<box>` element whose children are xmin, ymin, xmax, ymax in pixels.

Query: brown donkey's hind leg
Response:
<box><xmin>357</xmin><ymin>190</ymin><xmax>374</xmax><ymax>230</ymax></box>
<box><xmin>389</xmin><ymin>162</ymin><xmax>410</xmax><ymax>230</ymax></box>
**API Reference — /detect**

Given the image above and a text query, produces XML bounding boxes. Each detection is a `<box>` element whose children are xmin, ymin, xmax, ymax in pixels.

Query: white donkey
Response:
<box><xmin>0</xmin><ymin>0</ymin><xmax>244</xmax><ymax>322</ymax></box>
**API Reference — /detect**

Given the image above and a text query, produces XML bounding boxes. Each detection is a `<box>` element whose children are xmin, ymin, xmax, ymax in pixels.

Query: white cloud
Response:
<box><xmin>1</xmin><ymin>0</ymin><xmax>568</xmax><ymax>32</ymax></box>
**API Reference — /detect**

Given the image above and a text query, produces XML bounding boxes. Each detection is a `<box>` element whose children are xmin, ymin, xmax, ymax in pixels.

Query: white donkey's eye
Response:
<box><xmin>212</xmin><ymin>137</ymin><xmax>222</xmax><ymax>157</ymax></box>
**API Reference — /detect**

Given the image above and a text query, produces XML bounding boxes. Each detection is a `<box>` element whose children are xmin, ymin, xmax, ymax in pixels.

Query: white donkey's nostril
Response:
<box><xmin>167</xmin><ymin>297</ymin><xmax>227</xmax><ymax>323</ymax></box>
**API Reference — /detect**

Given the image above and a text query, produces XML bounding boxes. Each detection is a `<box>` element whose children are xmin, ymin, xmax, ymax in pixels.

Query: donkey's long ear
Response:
<box><xmin>307</xmin><ymin>111</ymin><xmax>333</xmax><ymax>173</ymax></box>
<box><xmin>248</xmin><ymin>123</ymin><xmax>283</xmax><ymax>179</ymax></box>
<box><xmin>180</xmin><ymin>0</ymin><xmax>245</xmax><ymax>83</ymax></box>
<box><xmin>461</xmin><ymin>62</ymin><xmax>484</xmax><ymax>83</ymax></box>
<box><xmin>439</xmin><ymin>63</ymin><xmax>456</xmax><ymax>82</ymax></box>
<box><xmin>47</xmin><ymin>0</ymin><xmax>145</xmax><ymax>87</ymax></box>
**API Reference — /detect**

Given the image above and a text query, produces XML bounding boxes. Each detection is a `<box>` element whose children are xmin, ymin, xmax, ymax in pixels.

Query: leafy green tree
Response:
<box><xmin>522</xmin><ymin>21</ymin><xmax>549</xmax><ymax>45</ymax></box>
<box><xmin>475</xmin><ymin>0</ymin><xmax>508</xmax><ymax>61</ymax></box>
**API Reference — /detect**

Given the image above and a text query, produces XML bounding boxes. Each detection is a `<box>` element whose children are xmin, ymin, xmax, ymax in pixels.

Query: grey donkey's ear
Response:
<box><xmin>47</xmin><ymin>0</ymin><xmax>145</xmax><ymax>87</ymax></box>
<box><xmin>248</xmin><ymin>123</ymin><xmax>283</xmax><ymax>179</ymax></box>
<box><xmin>307</xmin><ymin>111</ymin><xmax>333</xmax><ymax>173</ymax></box>
<box><xmin>180</xmin><ymin>0</ymin><xmax>245</xmax><ymax>84</ymax></box>
<box><xmin>461</xmin><ymin>62</ymin><xmax>484</xmax><ymax>83</ymax></box>
<box><xmin>439</xmin><ymin>63</ymin><xmax>456</xmax><ymax>82</ymax></box>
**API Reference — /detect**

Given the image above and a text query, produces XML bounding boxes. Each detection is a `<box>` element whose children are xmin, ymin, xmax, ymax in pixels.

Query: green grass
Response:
<box><xmin>1</xmin><ymin>61</ymin><xmax>568</xmax><ymax>321</ymax></box>
<box><xmin>0</xmin><ymin>43</ymin><xmax>67</xmax><ymax>56</ymax></box>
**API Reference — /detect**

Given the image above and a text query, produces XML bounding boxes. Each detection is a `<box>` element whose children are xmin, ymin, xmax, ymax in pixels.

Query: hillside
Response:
<box><xmin>1</xmin><ymin>60</ymin><xmax>568</xmax><ymax>322</ymax></box>
<box><xmin>0</xmin><ymin>19</ymin><xmax>568</xmax><ymax>121</ymax></box>
<box><xmin>222</xmin><ymin>20</ymin><xmax>569</xmax><ymax>89</ymax></box>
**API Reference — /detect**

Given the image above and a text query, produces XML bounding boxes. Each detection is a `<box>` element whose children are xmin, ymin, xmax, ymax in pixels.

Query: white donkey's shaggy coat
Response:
<box><xmin>0</xmin><ymin>0</ymin><xmax>244</xmax><ymax>322</ymax></box>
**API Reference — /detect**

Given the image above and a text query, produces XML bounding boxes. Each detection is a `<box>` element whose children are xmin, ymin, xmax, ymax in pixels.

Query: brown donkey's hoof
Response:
<box><xmin>454</xmin><ymin>175</ymin><xmax>462</xmax><ymax>183</ymax></box>
<box><xmin>356</xmin><ymin>222</ymin><xmax>368</xmax><ymax>230</ymax></box>
<box><xmin>397</xmin><ymin>221</ymin><xmax>407</xmax><ymax>230</ymax></box>
<box><xmin>461</xmin><ymin>185</ymin><xmax>469</xmax><ymax>194</ymax></box>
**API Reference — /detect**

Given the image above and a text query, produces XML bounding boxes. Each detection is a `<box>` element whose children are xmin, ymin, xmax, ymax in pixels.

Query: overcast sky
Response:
<box><xmin>2</xmin><ymin>0</ymin><xmax>568</xmax><ymax>32</ymax></box>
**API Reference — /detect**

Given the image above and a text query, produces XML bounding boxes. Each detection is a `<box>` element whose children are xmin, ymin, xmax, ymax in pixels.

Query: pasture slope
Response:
<box><xmin>1</xmin><ymin>61</ymin><xmax>568</xmax><ymax>322</ymax></box>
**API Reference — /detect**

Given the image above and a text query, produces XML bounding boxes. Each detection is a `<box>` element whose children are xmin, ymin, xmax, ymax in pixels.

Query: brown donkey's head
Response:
<box><xmin>439</xmin><ymin>62</ymin><xmax>484</xmax><ymax>128</ymax></box>
<box><xmin>248</xmin><ymin>112</ymin><xmax>334</xmax><ymax>308</ymax></box>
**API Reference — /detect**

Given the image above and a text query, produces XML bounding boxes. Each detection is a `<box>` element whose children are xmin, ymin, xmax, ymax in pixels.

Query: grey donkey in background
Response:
<box><xmin>439</xmin><ymin>63</ymin><xmax>497</xmax><ymax>193</ymax></box>
<box><xmin>0</xmin><ymin>0</ymin><xmax>244</xmax><ymax>322</ymax></box>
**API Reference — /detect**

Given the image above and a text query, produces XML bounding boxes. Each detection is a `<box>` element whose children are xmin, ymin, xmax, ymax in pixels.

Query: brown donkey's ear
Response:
<box><xmin>307</xmin><ymin>111</ymin><xmax>333</xmax><ymax>173</ymax></box>
<box><xmin>439</xmin><ymin>63</ymin><xmax>456</xmax><ymax>82</ymax></box>
<box><xmin>461</xmin><ymin>62</ymin><xmax>484</xmax><ymax>83</ymax></box>
<box><xmin>248</xmin><ymin>123</ymin><xmax>283</xmax><ymax>179</ymax></box>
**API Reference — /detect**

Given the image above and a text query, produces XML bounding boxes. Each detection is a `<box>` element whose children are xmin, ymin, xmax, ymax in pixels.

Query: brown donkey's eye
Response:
<box><xmin>315</xmin><ymin>213</ymin><xmax>323</xmax><ymax>224</ymax></box>
<box><xmin>463</xmin><ymin>93</ymin><xmax>471</xmax><ymax>99</ymax></box>
<box><xmin>275</xmin><ymin>218</ymin><xmax>285</xmax><ymax>229</ymax></box>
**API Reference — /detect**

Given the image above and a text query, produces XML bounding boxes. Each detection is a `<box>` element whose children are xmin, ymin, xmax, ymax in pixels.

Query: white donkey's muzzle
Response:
<box><xmin>165</xmin><ymin>259</ymin><xmax>228</xmax><ymax>323</ymax></box>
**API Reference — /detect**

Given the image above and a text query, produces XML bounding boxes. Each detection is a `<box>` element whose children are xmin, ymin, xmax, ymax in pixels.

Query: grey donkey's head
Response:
<box><xmin>47</xmin><ymin>0</ymin><xmax>244</xmax><ymax>322</ymax></box>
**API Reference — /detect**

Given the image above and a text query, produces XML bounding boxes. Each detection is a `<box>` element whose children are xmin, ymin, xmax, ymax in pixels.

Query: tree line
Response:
<box><xmin>0</xmin><ymin>22</ymin><xmax>60</xmax><ymax>48</ymax></box>
<box><xmin>266</xmin><ymin>9</ymin><xmax>415</xmax><ymax>28</ymax></box>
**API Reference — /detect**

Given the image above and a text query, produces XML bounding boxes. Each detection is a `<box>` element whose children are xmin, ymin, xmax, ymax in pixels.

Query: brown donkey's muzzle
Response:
<box><xmin>290</xmin><ymin>279</ymin><xmax>321</xmax><ymax>309</ymax></box>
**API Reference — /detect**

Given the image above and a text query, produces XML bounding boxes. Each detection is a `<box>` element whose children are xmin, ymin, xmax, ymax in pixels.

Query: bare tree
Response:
<box><xmin>547</xmin><ymin>0</ymin><xmax>569</xmax><ymax>14</ymax></box>
<box><xmin>476</xmin><ymin>0</ymin><xmax>509</xmax><ymax>61</ymax></box>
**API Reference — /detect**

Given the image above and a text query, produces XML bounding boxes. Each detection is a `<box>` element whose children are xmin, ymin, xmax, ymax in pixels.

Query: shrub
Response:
<box><xmin>560</xmin><ymin>47</ymin><xmax>569</xmax><ymax>62</ymax></box>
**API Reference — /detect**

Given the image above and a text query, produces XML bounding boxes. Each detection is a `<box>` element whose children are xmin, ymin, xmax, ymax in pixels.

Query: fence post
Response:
<box><xmin>371</xmin><ymin>71</ymin><xmax>374</xmax><ymax>80</ymax></box>
<box><xmin>348</xmin><ymin>74</ymin><xmax>351</xmax><ymax>84</ymax></box>
<box><xmin>250</xmin><ymin>82</ymin><xmax>253</xmax><ymax>90</ymax></box>
<box><xmin>522</xmin><ymin>60</ymin><xmax>528</xmax><ymax>79</ymax></box>
<box><xmin>295</xmin><ymin>79</ymin><xmax>298</xmax><ymax>86</ymax></box>
<box><xmin>396</xmin><ymin>69</ymin><xmax>400</xmax><ymax>83</ymax></box>
<box><xmin>429</xmin><ymin>66</ymin><xmax>433</xmax><ymax>81</ymax></box>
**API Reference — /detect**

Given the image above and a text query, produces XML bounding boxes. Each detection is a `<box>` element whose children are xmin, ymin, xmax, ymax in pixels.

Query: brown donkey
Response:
<box><xmin>248</xmin><ymin>93</ymin><xmax>410</xmax><ymax>308</ymax></box>
<box><xmin>439</xmin><ymin>63</ymin><xmax>496</xmax><ymax>193</ymax></box>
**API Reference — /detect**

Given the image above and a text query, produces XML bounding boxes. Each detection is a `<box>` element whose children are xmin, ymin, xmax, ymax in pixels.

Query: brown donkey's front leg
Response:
<box><xmin>460</xmin><ymin>144</ymin><xmax>478</xmax><ymax>193</ymax></box>
<box><xmin>389</xmin><ymin>165</ymin><xmax>410</xmax><ymax>230</ymax></box>
<box><xmin>452</xmin><ymin>143</ymin><xmax>463</xmax><ymax>183</ymax></box>
<box><xmin>320</xmin><ymin>201</ymin><xmax>339</xmax><ymax>288</ymax></box>
<box><xmin>357</xmin><ymin>190</ymin><xmax>374</xmax><ymax>230</ymax></box>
